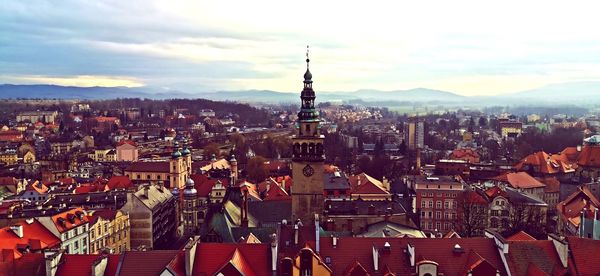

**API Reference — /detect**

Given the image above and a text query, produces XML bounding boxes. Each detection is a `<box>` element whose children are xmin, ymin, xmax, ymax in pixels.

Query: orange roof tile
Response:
<box><xmin>507</xmin><ymin>231</ymin><xmax>536</xmax><ymax>241</ymax></box>
<box><xmin>0</xmin><ymin>220</ymin><xmax>60</xmax><ymax>259</ymax></box>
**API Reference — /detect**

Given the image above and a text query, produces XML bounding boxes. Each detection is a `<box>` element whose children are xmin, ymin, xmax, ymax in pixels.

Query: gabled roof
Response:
<box><xmin>118</xmin><ymin>250</ymin><xmax>179</xmax><ymax>276</ymax></box>
<box><xmin>192</xmin><ymin>243</ymin><xmax>271</xmax><ymax>276</ymax></box>
<box><xmin>451</xmin><ymin>148</ymin><xmax>480</xmax><ymax>159</ymax></box>
<box><xmin>485</xmin><ymin>186</ymin><xmax>508</xmax><ymax>199</ymax></box>
<box><xmin>116</xmin><ymin>140</ymin><xmax>136</xmax><ymax>147</ymax></box>
<box><xmin>557</xmin><ymin>185</ymin><xmax>600</xmax><ymax>227</ymax></box>
<box><xmin>577</xmin><ymin>144</ymin><xmax>600</xmax><ymax>168</ymax></box>
<box><xmin>56</xmin><ymin>254</ymin><xmax>121</xmax><ymax>276</ymax></box>
<box><xmin>0</xmin><ymin>220</ymin><xmax>60</xmax><ymax>259</ymax></box>
<box><xmin>25</xmin><ymin>182</ymin><xmax>48</xmax><ymax>194</ymax></box>
<box><xmin>566</xmin><ymin>236</ymin><xmax>600</xmax><ymax>275</ymax></box>
<box><xmin>349</xmin><ymin>173</ymin><xmax>389</xmax><ymax>195</ymax></box>
<box><xmin>106</xmin><ymin>176</ymin><xmax>133</xmax><ymax>190</ymax></box>
<box><xmin>39</xmin><ymin>207</ymin><xmax>88</xmax><ymax>234</ymax></box>
<box><xmin>506</xmin><ymin>240</ymin><xmax>568</xmax><ymax>276</ymax></box>
<box><xmin>507</xmin><ymin>231</ymin><xmax>536</xmax><ymax>241</ymax></box>
<box><xmin>514</xmin><ymin>151</ymin><xmax>577</xmax><ymax>175</ymax></box>
<box><xmin>496</xmin><ymin>172</ymin><xmax>546</xmax><ymax>189</ymax></box>
<box><xmin>263</xmin><ymin>182</ymin><xmax>291</xmax><ymax>201</ymax></box>
<box><xmin>190</xmin><ymin>174</ymin><xmax>230</xmax><ymax>197</ymax></box>
<box><xmin>315</xmin><ymin>237</ymin><xmax>506</xmax><ymax>275</ymax></box>
<box><xmin>125</xmin><ymin>161</ymin><xmax>170</xmax><ymax>173</ymax></box>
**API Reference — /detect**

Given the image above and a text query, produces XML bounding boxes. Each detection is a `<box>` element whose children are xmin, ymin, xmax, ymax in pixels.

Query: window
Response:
<box><xmin>451</xmin><ymin>213</ymin><xmax>457</xmax><ymax>219</ymax></box>
<box><xmin>137</xmin><ymin>175</ymin><xmax>140</xmax><ymax>179</ymax></box>
<box><xmin>157</xmin><ymin>175</ymin><xmax>161</xmax><ymax>180</ymax></box>
<box><xmin>429</xmin><ymin>193</ymin><xmax>434</xmax><ymax>197</ymax></box>
<box><xmin>436</xmin><ymin>222</ymin><xmax>441</xmax><ymax>231</ymax></box>
<box><xmin>436</xmin><ymin>201</ymin><xmax>442</xmax><ymax>209</ymax></box>
<box><xmin>428</xmin><ymin>222</ymin><xmax>433</xmax><ymax>230</ymax></box>
<box><xmin>421</xmin><ymin>211</ymin><xmax>426</xmax><ymax>218</ymax></box>
<box><xmin>421</xmin><ymin>192</ymin><xmax>426</xmax><ymax>196</ymax></box>
<box><xmin>444</xmin><ymin>212</ymin><xmax>449</xmax><ymax>220</ymax></box>
<box><xmin>421</xmin><ymin>201</ymin><xmax>426</xmax><ymax>208</ymax></box>
<box><xmin>147</xmin><ymin>175</ymin><xmax>151</xmax><ymax>179</ymax></box>
<box><xmin>444</xmin><ymin>222</ymin><xmax>449</xmax><ymax>230</ymax></box>
<box><xmin>429</xmin><ymin>212</ymin><xmax>432</xmax><ymax>218</ymax></box>
<box><xmin>444</xmin><ymin>201</ymin><xmax>449</xmax><ymax>209</ymax></box>
<box><xmin>74</xmin><ymin>240</ymin><xmax>79</xmax><ymax>249</ymax></box>
<box><xmin>435</xmin><ymin>211</ymin><xmax>441</xmax><ymax>219</ymax></box>
<box><xmin>428</xmin><ymin>201</ymin><xmax>433</xmax><ymax>208</ymax></box>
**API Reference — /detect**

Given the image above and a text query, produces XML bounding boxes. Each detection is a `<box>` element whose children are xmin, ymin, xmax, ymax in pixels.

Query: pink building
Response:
<box><xmin>116</xmin><ymin>140</ymin><xmax>138</xmax><ymax>162</ymax></box>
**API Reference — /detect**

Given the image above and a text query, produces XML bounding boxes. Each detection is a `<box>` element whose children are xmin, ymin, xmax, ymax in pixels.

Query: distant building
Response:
<box><xmin>125</xmin><ymin>147</ymin><xmax>192</xmax><ymax>189</ymax></box>
<box><xmin>87</xmin><ymin>209</ymin><xmax>130</xmax><ymax>254</ymax></box>
<box><xmin>16</xmin><ymin>110</ymin><xmax>59</xmax><ymax>124</ymax></box>
<box><xmin>412</xmin><ymin>175</ymin><xmax>464</xmax><ymax>234</ymax></box>
<box><xmin>116</xmin><ymin>140</ymin><xmax>138</xmax><ymax>162</ymax></box>
<box><xmin>498</xmin><ymin>118</ymin><xmax>522</xmax><ymax>138</ymax></box>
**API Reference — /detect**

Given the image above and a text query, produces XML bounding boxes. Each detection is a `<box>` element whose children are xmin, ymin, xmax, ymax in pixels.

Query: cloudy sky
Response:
<box><xmin>2</xmin><ymin>0</ymin><xmax>600</xmax><ymax>96</ymax></box>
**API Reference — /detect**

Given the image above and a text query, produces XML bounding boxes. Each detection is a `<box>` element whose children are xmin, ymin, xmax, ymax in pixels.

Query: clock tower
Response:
<box><xmin>291</xmin><ymin>47</ymin><xmax>325</xmax><ymax>224</ymax></box>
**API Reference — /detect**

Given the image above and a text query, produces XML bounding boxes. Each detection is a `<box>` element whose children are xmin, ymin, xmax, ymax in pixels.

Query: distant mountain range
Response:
<box><xmin>1</xmin><ymin>81</ymin><xmax>599</xmax><ymax>106</ymax></box>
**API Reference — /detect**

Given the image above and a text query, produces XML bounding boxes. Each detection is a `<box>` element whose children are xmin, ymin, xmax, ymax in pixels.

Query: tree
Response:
<box><xmin>503</xmin><ymin>204</ymin><xmax>547</xmax><ymax>239</ymax></box>
<box><xmin>247</xmin><ymin>156</ymin><xmax>268</xmax><ymax>183</ymax></box>
<box><xmin>457</xmin><ymin>190</ymin><xmax>488</xmax><ymax>237</ymax></box>
<box><xmin>478</xmin><ymin>117</ymin><xmax>487</xmax><ymax>127</ymax></box>
<box><xmin>203</xmin><ymin>142</ymin><xmax>221</xmax><ymax>160</ymax></box>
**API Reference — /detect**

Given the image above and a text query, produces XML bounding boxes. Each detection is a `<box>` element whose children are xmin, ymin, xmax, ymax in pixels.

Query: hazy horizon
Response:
<box><xmin>2</xmin><ymin>1</ymin><xmax>600</xmax><ymax>96</ymax></box>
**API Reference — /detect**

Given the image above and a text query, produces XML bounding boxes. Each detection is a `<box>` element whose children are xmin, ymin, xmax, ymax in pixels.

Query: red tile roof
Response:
<box><xmin>566</xmin><ymin>236</ymin><xmax>600</xmax><ymax>275</ymax></box>
<box><xmin>485</xmin><ymin>186</ymin><xmax>508</xmax><ymax>199</ymax></box>
<box><xmin>263</xmin><ymin>182</ymin><xmax>291</xmax><ymax>201</ymax></box>
<box><xmin>190</xmin><ymin>174</ymin><xmax>230</xmax><ymax>197</ymax></box>
<box><xmin>557</xmin><ymin>186</ymin><xmax>600</xmax><ymax>228</ymax></box>
<box><xmin>0</xmin><ymin>220</ymin><xmax>60</xmax><ymax>259</ymax></box>
<box><xmin>507</xmin><ymin>231</ymin><xmax>536</xmax><ymax>241</ymax></box>
<box><xmin>506</xmin><ymin>240</ymin><xmax>569</xmax><ymax>276</ymax></box>
<box><xmin>118</xmin><ymin>250</ymin><xmax>179</xmax><ymax>275</ymax></box>
<box><xmin>48</xmin><ymin>208</ymin><xmax>89</xmax><ymax>233</ymax></box>
<box><xmin>538</xmin><ymin>177</ymin><xmax>560</xmax><ymax>193</ymax></box>
<box><xmin>349</xmin><ymin>173</ymin><xmax>389</xmax><ymax>195</ymax></box>
<box><xmin>451</xmin><ymin>148</ymin><xmax>480</xmax><ymax>161</ymax></box>
<box><xmin>126</xmin><ymin>161</ymin><xmax>170</xmax><ymax>173</ymax></box>
<box><xmin>117</xmin><ymin>140</ymin><xmax>136</xmax><ymax>147</ymax></box>
<box><xmin>514</xmin><ymin>151</ymin><xmax>576</xmax><ymax>174</ymax></box>
<box><xmin>192</xmin><ymin>243</ymin><xmax>272</xmax><ymax>276</ymax></box>
<box><xmin>0</xmin><ymin>252</ymin><xmax>46</xmax><ymax>276</ymax></box>
<box><xmin>497</xmin><ymin>172</ymin><xmax>545</xmax><ymax>189</ymax></box>
<box><xmin>25</xmin><ymin>182</ymin><xmax>48</xmax><ymax>194</ymax></box>
<box><xmin>577</xmin><ymin>145</ymin><xmax>600</xmax><ymax>168</ymax></box>
<box><xmin>56</xmin><ymin>254</ymin><xmax>121</xmax><ymax>276</ymax></box>
<box><xmin>316</xmin><ymin>237</ymin><xmax>507</xmax><ymax>275</ymax></box>
<box><xmin>106</xmin><ymin>176</ymin><xmax>133</xmax><ymax>190</ymax></box>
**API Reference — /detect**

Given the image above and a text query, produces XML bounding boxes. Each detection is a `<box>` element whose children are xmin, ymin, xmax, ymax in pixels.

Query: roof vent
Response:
<box><xmin>453</xmin><ymin>243</ymin><xmax>464</xmax><ymax>253</ymax></box>
<box><xmin>383</xmin><ymin>241</ymin><xmax>391</xmax><ymax>250</ymax></box>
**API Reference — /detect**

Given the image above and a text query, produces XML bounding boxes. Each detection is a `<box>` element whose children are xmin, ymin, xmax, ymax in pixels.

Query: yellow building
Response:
<box><xmin>0</xmin><ymin>151</ymin><xmax>18</xmax><ymax>165</ymax></box>
<box><xmin>88</xmin><ymin>209</ymin><xmax>130</xmax><ymax>254</ymax></box>
<box><xmin>23</xmin><ymin>151</ymin><xmax>36</xmax><ymax>163</ymax></box>
<box><xmin>88</xmin><ymin>148</ymin><xmax>116</xmax><ymax>162</ymax></box>
<box><xmin>125</xmin><ymin>148</ymin><xmax>192</xmax><ymax>189</ymax></box>
<box><xmin>281</xmin><ymin>247</ymin><xmax>332</xmax><ymax>276</ymax></box>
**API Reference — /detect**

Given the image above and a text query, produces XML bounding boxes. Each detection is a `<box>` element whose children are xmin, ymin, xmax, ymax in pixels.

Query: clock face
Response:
<box><xmin>303</xmin><ymin>164</ymin><xmax>315</xmax><ymax>177</ymax></box>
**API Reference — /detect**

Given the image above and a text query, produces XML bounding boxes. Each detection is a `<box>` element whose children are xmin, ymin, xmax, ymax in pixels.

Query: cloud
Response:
<box><xmin>2</xmin><ymin>0</ymin><xmax>600</xmax><ymax>95</ymax></box>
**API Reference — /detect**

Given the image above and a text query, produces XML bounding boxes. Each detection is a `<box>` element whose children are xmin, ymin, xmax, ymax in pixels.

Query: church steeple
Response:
<box><xmin>298</xmin><ymin>45</ymin><xmax>319</xmax><ymax>123</ymax></box>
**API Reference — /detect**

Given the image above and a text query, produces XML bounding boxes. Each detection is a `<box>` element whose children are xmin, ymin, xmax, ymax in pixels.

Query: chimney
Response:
<box><xmin>91</xmin><ymin>255</ymin><xmax>108</xmax><ymax>276</ymax></box>
<box><xmin>382</xmin><ymin>176</ymin><xmax>390</xmax><ymax>191</ymax></box>
<box><xmin>294</xmin><ymin>224</ymin><xmax>299</xmax><ymax>245</ymax></box>
<box><xmin>10</xmin><ymin>225</ymin><xmax>23</xmax><ymax>238</ymax></box>
<box><xmin>143</xmin><ymin>185</ymin><xmax>150</xmax><ymax>198</ymax></box>
<box><xmin>407</xmin><ymin>243</ymin><xmax>415</xmax><ymax>267</ymax></box>
<box><xmin>314</xmin><ymin>214</ymin><xmax>320</xmax><ymax>254</ymax></box>
<box><xmin>332</xmin><ymin>236</ymin><xmax>338</xmax><ymax>248</ymax></box>
<box><xmin>44</xmin><ymin>250</ymin><xmax>63</xmax><ymax>276</ymax></box>
<box><xmin>372</xmin><ymin>246</ymin><xmax>379</xmax><ymax>271</ymax></box>
<box><xmin>271</xmin><ymin>233</ymin><xmax>278</xmax><ymax>273</ymax></box>
<box><xmin>184</xmin><ymin>236</ymin><xmax>200</xmax><ymax>276</ymax></box>
<box><xmin>241</xmin><ymin>189</ymin><xmax>249</xmax><ymax>228</ymax></box>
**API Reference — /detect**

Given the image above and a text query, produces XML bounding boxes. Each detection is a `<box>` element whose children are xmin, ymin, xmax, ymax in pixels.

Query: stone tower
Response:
<box><xmin>182</xmin><ymin>177</ymin><xmax>199</xmax><ymax>236</ymax></box>
<box><xmin>291</xmin><ymin>47</ymin><xmax>325</xmax><ymax>225</ymax></box>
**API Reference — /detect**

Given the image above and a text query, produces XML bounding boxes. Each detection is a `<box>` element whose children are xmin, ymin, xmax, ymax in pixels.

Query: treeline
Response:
<box><xmin>88</xmin><ymin>98</ymin><xmax>270</xmax><ymax>126</ymax></box>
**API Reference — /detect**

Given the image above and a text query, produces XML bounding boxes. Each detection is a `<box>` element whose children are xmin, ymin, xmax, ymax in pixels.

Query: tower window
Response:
<box><xmin>305</xmin><ymin>124</ymin><xmax>310</xmax><ymax>133</ymax></box>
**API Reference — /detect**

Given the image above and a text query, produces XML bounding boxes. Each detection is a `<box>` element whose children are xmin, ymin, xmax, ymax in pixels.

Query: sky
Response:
<box><xmin>2</xmin><ymin>0</ymin><xmax>600</xmax><ymax>96</ymax></box>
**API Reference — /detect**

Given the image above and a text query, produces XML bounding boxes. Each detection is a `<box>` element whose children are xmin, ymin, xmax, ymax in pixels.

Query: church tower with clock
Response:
<box><xmin>291</xmin><ymin>47</ymin><xmax>325</xmax><ymax>224</ymax></box>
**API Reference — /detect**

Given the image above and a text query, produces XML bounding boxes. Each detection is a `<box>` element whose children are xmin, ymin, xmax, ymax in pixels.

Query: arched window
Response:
<box><xmin>301</xmin><ymin>143</ymin><xmax>308</xmax><ymax>156</ymax></box>
<box><xmin>309</xmin><ymin>143</ymin><xmax>315</xmax><ymax>154</ymax></box>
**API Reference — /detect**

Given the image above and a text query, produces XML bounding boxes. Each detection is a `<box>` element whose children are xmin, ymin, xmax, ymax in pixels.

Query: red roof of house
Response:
<box><xmin>485</xmin><ymin>186</ymin><xmax>507</xmax><ymax>199</ymax></box>
<box><xmin>514</xmin><ymin>151</ymin><xmax>576</xmax><ymax>174</ymax></box>
<box><xmin>451</xmin><ymin>148</ymin><xmax>480</xmax><ymax>159</ymax></box>
<box><xmin>315</xmin><ymin>237</ymin><xmax>507</xmax><ymax>275</ymax></box>
<box><xmin>118</xmin><ymin>250</ymin><xmax>179</xmax><ymax>275</ymax></box>
<box><xmin>106</xmin><ymin>176</ymin><xmax>133</xmax><ymax>190</ymax></box>
<box><xmin>55</xmin><ymin>254</ymin><xmax>121</xmax><ymax>276</ymax></box>
<box><xmin>25</xmin><ymin>182</ymin><xmax>48</xmax><ymax>194</ymax></box>
<box><xmin>239</xmin><ymin>181</ymin><xmax>262</xmax><ymax>201</ymax></box>
<box><xmin>263</xmin><ymin>183</ymin><xmax>291</xmax><ymax>201</ymax></box>
<box><xmin>49</xmin><ymin>208</ymin><xmax>89</xmax><ymax>233</ymax></box>
<box><xmin>0</xmin><ymin>220</ymin><xmax>60</xmax><ymax>259</ymax></box>
<box><xmin>190</xmin><ymin>174</ymin><xmax>230</xmax><ymax>197</ymax></box>
<box><xmin>506</xmin><ymin>237</ymin><xmax>572</xmax><ymax>276</ymax></box>
<box><xmin>462</xmin><ymin>190</ymin><xmax>488</xmax><ymax>205</ymax></box>
<box><xmin>538</xmin><ymin>177</ymin><xmax>560</xmax><ymax>193</ymax></box>
<box><xmin>117</xmin><ymin>140</ymin><xmax>136</xmax><ymax>147</ymax></box>
<box><xmin>557</xmin><ymin>186</ymin><xmax>600</xmax><ymax>227</ymax></box>
<box><xmin>74</xmin><ymin>183</ymin><xmax>108</xmax><ymax>194</ymax></box>
<box><xmin>192</xmin><ymin>243</ymin><xmax>272</xmax><ymax>276</ymax></box>
<box><xmin>126</xmin><ymin>161</ymin><xmax>170</xmax><ymax>173</ymax></box>
<box><xmin>507</xmin><ymin>231</ymin><xmax>536</xmax><ymax>241</ymax></box>
<box><xmin>95</xmin><ymin>117</ymin><xmax>119</xmax><ymax>123</ymax></box>
<box><xmin>0</xmin><ymin>252</ymin><xmax>46</xmax><ymax>276</ymax></box>
<box><xmin>577</xmin><ymin>145</ymin><xmax>600</xmax><ymax>168</ymax></box>
<box><xmin>496</xmin><ymin>172</ymin><xmax>545</xmax><ymax>189</ymax></box>
<box><xmin>349</xmin><ymin>173</ymin><xmax>389</xmax><ymax>195</ymax></box>
<box><xmin>566</xmin><ymin>236</ymin><xmax>600</xmax><ymax>275</ymax></box>
<box><xmin>0</xmin><ymin>177</ymin><xmax>18</xmax><ymax>186</ymax></box>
